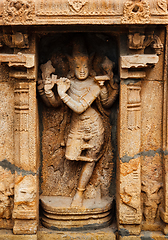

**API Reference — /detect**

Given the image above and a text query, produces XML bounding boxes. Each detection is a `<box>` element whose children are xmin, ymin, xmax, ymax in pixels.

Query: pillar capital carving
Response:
<box><xmin>120</xmin><ymin>54</ymin><xmax>159</xmax><ymax>79</ymax></box>
<box><xmin>128</xmin><ymin>30</ymin><xmax>163</xmax><ymax>55</ymax></box>
<box><xmin>0</xmin><ymin>52</ymin><xmax>35</xmax><ymax>80</ymax></box>
<box><xmin>1</xmin><ymin>31</ymin><xmax>29</xmax><ymax>49</ymax></box>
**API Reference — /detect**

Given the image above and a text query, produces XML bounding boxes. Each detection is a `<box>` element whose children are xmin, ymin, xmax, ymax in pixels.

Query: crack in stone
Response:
<box><xmin>0</xmin><ymin>159</ymin><xmax>36</xmax><ymax>176</ymax></box>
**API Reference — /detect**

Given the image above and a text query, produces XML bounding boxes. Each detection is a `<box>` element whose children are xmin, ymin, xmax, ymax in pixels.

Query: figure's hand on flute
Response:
<box><xmin>44</xmin><ymin>77</ymin><xmax>55</xmax><ymax>93</ymax></box>
<box><xmin>39</xmin><ymin>74</ymin><xmax>70</xmax><ymax>95</ymax></box>
<box><xmin>56</xmin><ymin>77</ymin><xmax>71</xmax><ymax>95</ymax></box>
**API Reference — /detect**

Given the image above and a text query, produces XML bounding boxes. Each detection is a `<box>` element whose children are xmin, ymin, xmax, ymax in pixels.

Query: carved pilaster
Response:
<box><xmin>117</xmin><ymin>53</ymin><xmax>159</xmax><ymax>237</ymax></box>
<box><xmin>14</xmin><ymin>82</ymin><xmax>29</xmax><ymax>169</ymax></box>
<box><xmin>118</xmin><ymin>81</ymin><xmax>142</xmax><ymax>236</ymax></box>
<box><xmin>12</xmin><ymin>82</ymin><xmax>37</xmax><ymax>234</ymax></box>
<box><xmin>0</xmin><ymin>49</ymin><xmax>38</xmax><ymax>234</ymax></box>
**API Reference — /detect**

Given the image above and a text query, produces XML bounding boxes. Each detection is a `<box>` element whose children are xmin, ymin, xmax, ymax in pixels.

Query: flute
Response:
<box><xmin>38</xmin><ymin>74</ymin><xmax>60</xmax><ymax>84</ymax></box>
<box><xmin>38</xmin><ymin>74</ymin><xmax>110</xmax><ymax>85</ymax></box>
<box><xmin>94</xmin><ymin>75</ymin><xmax>110</xmax><ymax>86</ymax></box>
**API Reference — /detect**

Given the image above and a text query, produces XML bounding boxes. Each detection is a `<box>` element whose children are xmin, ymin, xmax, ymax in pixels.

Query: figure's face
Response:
<box><xmin>74</xmin><ymin>56</ymin><xmax>89</xmax><ymax>80</ymax></box>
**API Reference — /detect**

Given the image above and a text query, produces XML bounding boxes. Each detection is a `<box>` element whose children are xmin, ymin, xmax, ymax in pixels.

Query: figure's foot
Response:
<box><xmin>71</xmin><ymin>191</ymin><xmax>83</xmax><ymax>207</ymax></box>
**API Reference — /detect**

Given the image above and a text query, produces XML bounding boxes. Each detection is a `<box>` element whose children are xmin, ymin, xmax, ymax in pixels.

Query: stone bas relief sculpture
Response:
<box><xmin>38</xmin><ymin>34</ymin><xmax>118</xmax><ymax>229</ymax></box>
<box><xmin>0</xmin><ymin>0</ymin><xmax>167</xmax><ymax>237</ymax></box>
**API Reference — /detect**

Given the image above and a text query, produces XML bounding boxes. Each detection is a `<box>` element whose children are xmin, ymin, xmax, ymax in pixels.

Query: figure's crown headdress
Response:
<box><xmin>72</xmin><ymin>35</ymin><xmax>88</xmax><ymax>57</ymax></box>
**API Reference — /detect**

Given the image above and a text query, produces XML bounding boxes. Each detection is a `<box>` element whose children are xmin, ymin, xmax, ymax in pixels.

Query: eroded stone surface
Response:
<box><xmin>0</xmin><ymin>2</ymin><xmax>167</xmax><ymax>238</ymax></box>
<box><xmin>118</xmin><ymin>231</ymin><xmax>168</xmax><ymax>240</ymax></box>
<box><xmin>38</xmin><ymin>225</ymin><xmax>117</xmax><ymax>240</ymax></box>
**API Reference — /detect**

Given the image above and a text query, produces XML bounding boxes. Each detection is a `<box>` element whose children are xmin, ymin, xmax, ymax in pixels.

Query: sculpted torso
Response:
<box><xmin>65</xmin><ymin>77</ymin><xmax>104</xmax><ymax>163</ymax></box>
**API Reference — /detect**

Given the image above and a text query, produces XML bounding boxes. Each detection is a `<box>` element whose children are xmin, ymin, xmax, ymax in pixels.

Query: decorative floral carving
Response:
<box><xmin>157</xmin><ymin>0</ymin><xmax>167</xmax><ymax>13</ymax></box>
<box><xmin>122</xmin><ymin>0</ymin><xmax>150</xmax><ymax>24</ymax></box>
<box><xmin>3</xmin><ymin>0</ymin><xmax>35</xmax><ymax>24</ymax></box>
<box><xmin>68</xmin><ymin>0</ymin><xmax>87</xmax><ymax>12</ymax></box>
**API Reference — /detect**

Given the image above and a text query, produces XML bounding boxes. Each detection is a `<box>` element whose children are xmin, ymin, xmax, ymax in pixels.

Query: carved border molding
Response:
<box><xmin>0</xmin><ymin>0</ymin><xmax>168</xmax><ymax>25</ymax></box>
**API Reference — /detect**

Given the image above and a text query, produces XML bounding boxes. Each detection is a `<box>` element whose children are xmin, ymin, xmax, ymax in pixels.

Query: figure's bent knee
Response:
<box><xmin>65</xmin><ymin>148</ymin><xmax>80</xmax><ymax>161</ymax></box>
<box><xmin>65</xmin><ymin>152</ymin><xmax>75</xmax><ymax>161</ymax></box>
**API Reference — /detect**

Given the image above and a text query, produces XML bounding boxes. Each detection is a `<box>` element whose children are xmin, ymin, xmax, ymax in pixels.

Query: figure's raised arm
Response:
<box><xmin>100</xmin><ymin>79</ymin><xmax>119</xmax><ymax>108</ymax></box>
<box><xmin>99</xmin><ymin>57</ymin><xmax>119</xmax><ymax>108</ymax></box>
<box><xmin>43</xmin><ymin>77</ymin><xmax>62</xmax><ymax>108</ymax></box>
<box><xmin>37</xmin><ymin>60</ymin><xmax>61</xmax><ymax>108</ymax></box>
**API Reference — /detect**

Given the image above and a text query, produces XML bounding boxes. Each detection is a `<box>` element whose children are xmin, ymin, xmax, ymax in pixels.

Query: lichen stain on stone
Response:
<box><xmin>120</xmin><ymin>148</ymin><xmax>163</xmax><ymax>164</ymax></box>
<box><xmin>141</xmin><ymin>236</ymin><xmax>154</xmax><ymax>240</ymax></box>
<box><xmin>118</xmin><ymin>228</ymin><xmax>130</xmax><ymax>236</ymax></box>
<box><xmin>121</xmin><ymin>79</ymin><xmax>141</xmax><ymax>85</ymax></box>
<box><xmin>0</xmin><ymin>159</ymin><xmax>36</xmax><ymax>176</ymax></box>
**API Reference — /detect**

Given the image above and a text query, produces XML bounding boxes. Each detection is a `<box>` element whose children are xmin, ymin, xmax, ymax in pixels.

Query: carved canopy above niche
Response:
<box><xmin>0</xmin><ymin>0</ymin><xmax>168</xmax><ymax>25</ymax></box>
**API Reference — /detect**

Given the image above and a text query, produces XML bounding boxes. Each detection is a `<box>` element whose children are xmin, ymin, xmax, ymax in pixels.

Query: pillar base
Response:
<box><xmin>118</xmin><ymin>231</ymin><xmax>168</xmax><ymax>240</ymax></box>
<box><xmin>118</xmin><ymin>224</ymin><xmax>141</xmax><ymax>236</ymax></box>
<box><xmin>41</xmin><ymin>196</ymin><xmax>113</xmax><ymax>231</ymax></box>
<box><xmin>0</xmin><ymin>230</ymin><xmax>37</xmax><ymax>240</ymax></box>
<box><xmin>13</xmin><ymin>220</ymin><xmax>37</xmax><ymax>235</ymax></box>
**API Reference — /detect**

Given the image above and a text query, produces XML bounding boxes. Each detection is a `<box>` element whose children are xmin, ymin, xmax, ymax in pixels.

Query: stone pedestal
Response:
<box><xmin>41</xmin><ymin>196</ymin><xmax>113</xmax><ymax>230</ymax></box>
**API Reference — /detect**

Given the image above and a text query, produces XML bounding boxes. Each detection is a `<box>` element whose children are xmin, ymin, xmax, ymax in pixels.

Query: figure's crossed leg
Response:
<box><xmin>71</xmin><ymin>161</ymin><xmax>95</xmax><ymax>207</ymax></box>
<box><xmin>66</xmin><ymin>133</ymin><xmax>104</xmax><ymax>207</ymax></box>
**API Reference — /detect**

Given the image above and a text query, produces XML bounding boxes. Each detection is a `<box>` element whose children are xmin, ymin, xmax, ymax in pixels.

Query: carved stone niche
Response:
<box><xmin>38</xmin><ymin>33</ymin><xmax>119</xmax><ymax>232</ymax></box>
